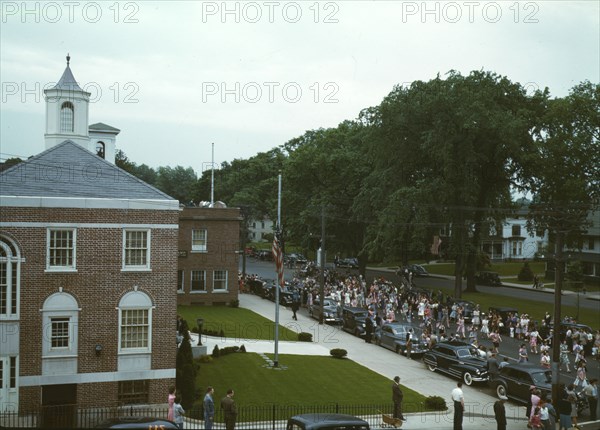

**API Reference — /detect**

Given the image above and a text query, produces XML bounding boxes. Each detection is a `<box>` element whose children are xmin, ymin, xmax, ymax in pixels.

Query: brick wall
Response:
<box><xmin>1</xmin><ymin>205</ymin><xmax>178</xmax><ymax>410</ymax></box>
<box><xmin>177</xmin><ymin>207</ymin><xmax>241</xmax><ymax>306</ymax></box>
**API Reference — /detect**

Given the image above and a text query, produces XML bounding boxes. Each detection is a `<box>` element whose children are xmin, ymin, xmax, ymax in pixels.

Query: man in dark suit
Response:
<box><xmin>365</xmin><ymin>312</ymin><xmax>374</xmax><ymax>343</ymax></box>
<box><xmin>220</xmin><ymin>389</ymin><xmax>237</xmax><ymax>430</ymax></box>
<box><xmin>392</xmin><ymin>376</ymin><xmax>404</xmax><ymax>420</ymax></box>
<box><xmin>494</xmin><ymin>395</ymin><xmax>507</xmax><ymax>430</ymax></box>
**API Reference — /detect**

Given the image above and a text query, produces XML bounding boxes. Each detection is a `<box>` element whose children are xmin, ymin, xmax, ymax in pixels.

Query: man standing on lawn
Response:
<box><xmin>392</xmin><ymin>376</ymin><xmax>405</xmax><ymax>421</ymax></box>
<box><xmin>203</xmin><ymin>386</ymin><xmax>215</xmax><ymax>430</ymax></box>
<box><xmin>221</xmin><ymin>388</ymin><xmax>237</xmax><ymax>430</ymax></box>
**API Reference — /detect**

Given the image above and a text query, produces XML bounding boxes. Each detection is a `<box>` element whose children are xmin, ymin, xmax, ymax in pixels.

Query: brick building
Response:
<box><xmin>0</xmin><ymin>57</ymin><xmax>179</xmax><ymax>418</ymax></box>
<box><xmin>177</xmin><ymin>206</ymin><xmax>241</xmax><ymax>306</ymax></box>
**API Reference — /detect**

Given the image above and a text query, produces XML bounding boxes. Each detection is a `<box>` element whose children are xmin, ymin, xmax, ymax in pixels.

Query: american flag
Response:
<box><xmin>272</xmin><ymin>232</ymin><xmax>284</xmax><ymax>287</ymax></box>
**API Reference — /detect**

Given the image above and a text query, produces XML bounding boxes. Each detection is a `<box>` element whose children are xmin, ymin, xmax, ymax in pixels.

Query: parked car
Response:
<box><xmin>422</xmin><ymin>341</ymin><xmax>489</xmax><ymax>386</ymax></box>
<box><xmin>401</xmin><ymin>264</ymin><xmax>430</xmax><ymax>277</ymax></box>
<box><xmin>335</xmin><ymin>257</ymin><xmax>359</xmax><ymax>269</ymax></box>
<box><xmin>551</xmin><ymin>322</ymin><xmax>593</xmax><ymax>341</ymax></box>
<box><xmin>475</xmin><ymin>271</ymin><xmax>502</xmax><ymax>286</ymax></box>
<box><xmin>490</xmin><ymin>363</ymin><xmax>551</xmax><ymax>404</ymax></box>
<box><xmin>257</xmin><ymin>250</ymin><xmax>273</xmax><ymax>261</ymax></box>
<box><xmin>309</xmin><ymin>298</ymin><xmax>342</xmax><ymax>324</ymax></box>
<box><xmin>287</xmin><ymin>413</ymin><xmax>370</xmax><ymax>430</ymax></box>
<box><xmin>341</xmin><ymin>306</ymin><xmax>369</xmax><ymax>337</ymax></box>
<box><xmin>374</xmin><ymin>322</ymin><xmax>429</xmax><ymax>357</ymax></box>
<box><xmin>286</xmin><ymin>253</ymin><xmax>308</xmax><ymax>265</ymax></box>
<box><xmin>95</xmin><ymin>417</ymin><xmax>178</xmax><ymax>429</ymax></box>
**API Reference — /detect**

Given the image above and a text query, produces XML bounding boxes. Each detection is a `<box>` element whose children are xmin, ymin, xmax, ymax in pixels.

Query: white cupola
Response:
<box><xmin>44</xmin><ymin>54</ymin><xmax>91</xmax><ymax>150</ymax></box>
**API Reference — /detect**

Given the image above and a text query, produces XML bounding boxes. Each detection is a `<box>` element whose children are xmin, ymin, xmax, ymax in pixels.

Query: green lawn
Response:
<box><xmin>419</xmin><ymin>281</ymin><xmax>599</xmax><ymax>328</ymax></box>
<box><xmin>422</xmin><ymin>261</ymin><xmax>547</xmax><ymax>277</ymax></box>
<box><xmin>195</xmin><ymin>352</ymin><xmax>438</xmax><ymax>413</ymax></box>
<box><xmin>177</xmin><ymin>305</ymin><xmax>298</xmax><ymax>341</ymax></box>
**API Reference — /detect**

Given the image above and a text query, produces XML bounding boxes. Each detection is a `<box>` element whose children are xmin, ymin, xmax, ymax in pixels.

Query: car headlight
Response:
<box><xmin>361</xmin><ymin>323</ymin><xmax>365</xmax><ymax>327</ymax></box>
<box><xmin>475</xmin><ymin>369</ymin><xmax>480</xmax><ymax>374</ymax></box>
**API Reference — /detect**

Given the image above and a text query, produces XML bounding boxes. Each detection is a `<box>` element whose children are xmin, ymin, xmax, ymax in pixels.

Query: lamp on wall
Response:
<box><xmin>95</xmin><ymin>344</ymin><xmax>103</xmax><ymax>356</ymax></box>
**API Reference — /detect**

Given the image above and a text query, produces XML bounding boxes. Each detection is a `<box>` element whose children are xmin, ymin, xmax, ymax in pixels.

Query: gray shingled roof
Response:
<box><xmin>52</xmin><ymin>65</ymin><xmax>86</xmax><ymax>92</ymax></box>
<box><xmin>89</xmin><ymin>122</ymin><xmax>121</xmax><ymax>133</ymax></box>
<box><xmin>0</xmin><ymin>141</ymin><xmax>176</xmax><ymax>201</ymax></box>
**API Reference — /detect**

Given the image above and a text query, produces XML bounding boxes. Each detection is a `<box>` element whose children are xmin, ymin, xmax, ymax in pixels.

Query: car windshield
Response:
<box><xmin>354</xmin><ymin>312</ymin><xmax>368</xmax><ymax>318</ymax></box>
<box><xmin>531</xmin><ymin>371</ymin><xmax>552</xmax><ymax>385</ymax></box>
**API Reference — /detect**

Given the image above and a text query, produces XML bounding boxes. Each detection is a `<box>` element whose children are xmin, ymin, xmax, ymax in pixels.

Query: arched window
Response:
<box><xmin>60</xmin><ymin>102</ymin><xmax>74</xmax><ymax>132</ymax></box>
<box><xmin>118</xmin><ymin>289</ymin><xmax>153</xmax><ymax>353</ymax></box>
<box><xmin>96</xmin><ymin>141</ymin><xmax>105</xmax><ymax>159</ymax></box>
<box><xmin>0</xmin><ymin>235</ymin><xmax>21</xmax><ymax>319</ymax></box>
<box><xmin>41</xmin><ymin>291</ymin><xmax>79</xmax><ymax>357</ymax></box>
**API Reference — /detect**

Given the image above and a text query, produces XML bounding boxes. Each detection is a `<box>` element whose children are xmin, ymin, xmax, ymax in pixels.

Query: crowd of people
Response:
<box><xmin>240</xmin><ymin>264</ymin><xmax>600</xmax><ymax>426</ymax></box>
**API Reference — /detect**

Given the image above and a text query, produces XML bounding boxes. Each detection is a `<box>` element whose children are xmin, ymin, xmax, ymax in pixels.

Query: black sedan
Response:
<box><xmin>422</xmin><ymin>341</ymin><xmax>489</xmax><ymax>386</ymax></box>
<box><xmin>449</xmin><ymin>299</ymin><xmax>476</xmax><ymax>322</ymax></box>
<box><xmin>95</xmin><ymin>417</ymin><xmax>178</xmax><ymax>429</ymax></box>
<box><xmin>341</xmin><ymin>306</ymin><xmax>369</xmax><ymax>337</ymax></box>
<box><xmin>309</xmin><ymin>298</ymin><xmax>342</xmax><ymax>324</ymax></box>
<box><xmin>490</xmin><ymin>363</ymin><xmax>551</xmax><ymax>404</ymax></box>
<box><xmin>336</xmin><ymin>257</ymin><xmax>359</xmax><ymax>269</ymax></box>
<box><xmin>374</xmin><ymin>323</ymin><xmax>429</xmax><ymax>357</ymax></box>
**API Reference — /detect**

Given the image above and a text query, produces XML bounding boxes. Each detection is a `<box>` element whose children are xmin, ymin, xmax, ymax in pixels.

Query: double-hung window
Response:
<box><xmin>213</xmin><ymin>270</ymin><xmax>228</xmax><ymax>292</ymax></box>
<box><xmin>50</xmin><ymin>317</ymin><xmax>70</xmax><ymax>349</ymax></box>
<box><xmin>191</xmin><ymin>270</ymin><xmax>206</xmax><ymax>292</ymax></box>
<box><xmin>191</xmin><ymin>229</ymin><xmax>207</xmax><ymax>252</ymax></box>
<box><xmin>47</xmin><ymin>229</ymin><xmax>76</xmax><ymax>271</ymax></box>
<box><xmin>123</xmin><ymin>230</ymin><xmax>150</xmax><ymax>270</ymax></box>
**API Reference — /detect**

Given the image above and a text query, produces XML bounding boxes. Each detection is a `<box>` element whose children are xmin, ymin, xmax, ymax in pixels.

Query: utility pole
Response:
<box><xmin>319</xmin><ymin>204</ymin><xmax>326</xmax><ymax>325</ymax></box>
<box><xmin>551</xmin><ymin>230</ymin><xmax>564</xmax><ymax>405</ymax></box>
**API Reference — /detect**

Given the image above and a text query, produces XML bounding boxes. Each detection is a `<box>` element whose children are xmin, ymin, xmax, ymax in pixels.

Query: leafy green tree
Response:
<box><xmin>156</xmin><ymin>166</ymin><xmax>198</xmax><ymax>203</ymax></box>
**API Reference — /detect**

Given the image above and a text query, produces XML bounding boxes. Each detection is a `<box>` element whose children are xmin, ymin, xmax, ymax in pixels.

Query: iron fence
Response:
<box><xmin>0</xmin><ymin>402</ymin><xmax>434</xmax><ymax>429</ymax></box>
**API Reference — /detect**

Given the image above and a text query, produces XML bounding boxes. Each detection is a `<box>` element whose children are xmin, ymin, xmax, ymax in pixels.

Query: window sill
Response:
<box><xmin>190</xmin><ymin>291</ymin><xmax>208</xmax><ymax>294</ymax></box>
<box><xmin>121</xmin><ymin>267</ymin><xmax>152</xmax><ymax>272</ymax></box>
<box><xmin>191</xmin><ymin>250</ymin><xmax>208</xmax><ymax>254</ymax></box>
<box><xmin>42</xmin><ymin>354</ymin><xmax>78</xmax><ymax>359</ymax></box>
<box><xmin>45</xmin><ymin>268</ymin><xmax>77</xmax><ymax>273</ymax></box>
<box><xmin>212</xmin><ymin>290</ymin><xmax>229</xmax><ymax>294</ymax></box>
<box><xmin>118</xmin><ymin>349</ymin><xmax>151</xmax><ymax>355</ymax></box>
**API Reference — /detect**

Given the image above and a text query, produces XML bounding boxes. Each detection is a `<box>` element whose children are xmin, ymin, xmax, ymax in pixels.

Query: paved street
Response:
<box><xmin>234</xmin><ymin>258</ymin><xmax>600</xmax><ymax>429</ymax></box>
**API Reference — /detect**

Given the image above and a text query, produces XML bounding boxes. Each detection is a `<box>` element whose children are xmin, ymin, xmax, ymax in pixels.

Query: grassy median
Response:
<box><xmin>195</xmin><ymin>352</ymin><xmax>437</xmax><ymax>413</ymax></box>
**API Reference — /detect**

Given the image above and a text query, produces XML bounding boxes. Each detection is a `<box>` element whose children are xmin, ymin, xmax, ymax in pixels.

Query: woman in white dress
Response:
<box><xmin>481</xmin><ymin>316</ymin><xmax>490</xmax><ymax>338</ymax></box>
<box><xmin>471</xmin><ymin>305</ymin><xmax>481</xmax><ymax>327</ymax></box>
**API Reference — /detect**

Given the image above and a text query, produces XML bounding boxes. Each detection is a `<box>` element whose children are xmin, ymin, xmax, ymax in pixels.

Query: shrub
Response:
<box><xmin>198</xmin><ymin>354</ymin><xmax>213</xmax><ymax>363</ymax></box>
<box><xmin>239</xmin><ymin>345</ymin><xmax>247</xmax><ymax>353</ymax></box>
<box><xmin>298</xmin><ymin>332</ymin><xmax>313</xmax><ymax>342</ymax></box>
<box><xmin>230</xmin><ymin>299</ymin><xmax>240</xmax><ymax>308</ymax></box>
<box><xmin>330</xmin><ymin>348</ymin><xmax>347</xmax><ymax>359</ymax></box>
<box><xmin>220</xmin><ymin>346</ymin><xmax>240</xmax><ymax>356</ymax></box>
<box><xmin>518</xmin><ymin>262</ymin><xmax>535</xmax><ymax>281</ymax></box>
<box><xmin>424</xmin><ymin>395</ymin><xmax>447</xmax><ymax>411</ymax></box>
<box><xmin>212</xmin><ymin>345</ymin><xmax>220</xmax><ymax>357</ymax></box>
<box><xmin>176</xmin><ymin>320</ymin><xmax>196</xmax><ymax>410</ymax></box>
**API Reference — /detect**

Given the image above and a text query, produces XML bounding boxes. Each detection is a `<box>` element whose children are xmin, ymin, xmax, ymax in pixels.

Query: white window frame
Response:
<box><xmin>190</xmin><ymin>270</ymin><xmax>207</xmax><ymax>293</ymax></box>
<box><xmin>118</xmin><ymin>290</ymin><xmax>153</xmax><ymax>354</ymax></box>
<box><xmin>0</xmin><ymin>237</ymin><xmax>21</xmax><ymax>320</ymax></box>
<box><xmin>213</xmin><ymin>270</ymin><xmax>228</xmax><ymax>292</ymax></box>
<box><xmin>191</xmin><ymin>229</ymin><xmax>207</xmax><ymax>252</ymax></box>
<box><xmin>50</xmin><ymin>317</ymin><xmax>71</xmax><ymax>350</ymax></box>
<box><xmin>119</xmin><ymin>309</ymin><xmax>150</xmax><ymax>351</ymax></box>
<box><xmin>122</xmin><ymin>229</ymin><xmax>151</xmax><ymax>271</ymax></box>
<box><xmin>46</xmin><ymin>228</ymin><xmax>77</xmax><ymax>272</ymax></box>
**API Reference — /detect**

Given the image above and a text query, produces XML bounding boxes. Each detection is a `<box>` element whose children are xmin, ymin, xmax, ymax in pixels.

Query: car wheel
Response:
<box><xmin>354</xmin><ymin>329</ymin><xmax>360</xmax><ymax>337</ymax></box>
<box><xmin>427</xmin><ymin>362</ymin><xmax>437</xmax><ymax>372</ymax></box>
<box><xmin>375</xmin><ymin>337</ymin><xmax>381</xmax><ymax>346</ymax></box>
<box><xmin>496</xmin><ymin>383</ymin><xmax>507</xmax><ymax>398</ymax></box>
<box><xmin>395</xmin><ymin>345</ymin><xmax>402</xmax><ymax>354</ymax></box>
<box><xmin>463</xmin><ymin>372</ymin><xmax>473</xmax><ymax>386</ymax></box>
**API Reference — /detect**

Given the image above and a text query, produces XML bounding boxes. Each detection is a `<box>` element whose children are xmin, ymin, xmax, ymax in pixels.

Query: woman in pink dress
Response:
<box><xmin>167</xmin><ymin>386</ymin><xmax>176</xmax><ymax>421</ymax></box>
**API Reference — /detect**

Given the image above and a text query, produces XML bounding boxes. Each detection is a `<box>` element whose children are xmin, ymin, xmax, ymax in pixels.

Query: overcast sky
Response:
<box><xmin>1</xmin><ymin>1</ymin><xmax>598</xmax><ymax>171</ymax></box>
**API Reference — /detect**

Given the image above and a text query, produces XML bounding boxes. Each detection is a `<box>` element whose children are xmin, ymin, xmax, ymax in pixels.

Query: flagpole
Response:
<box><xmin>274</xmin><ymin>171</ymin><xmax>282</xmax><ymax>368</ymax></box>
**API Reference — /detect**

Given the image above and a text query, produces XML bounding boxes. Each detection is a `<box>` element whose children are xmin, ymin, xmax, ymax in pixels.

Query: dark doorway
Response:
<box><xmin>41</xmin><ymin>384</ymin><xmax>77</xmax><ymax>428</ymax></box>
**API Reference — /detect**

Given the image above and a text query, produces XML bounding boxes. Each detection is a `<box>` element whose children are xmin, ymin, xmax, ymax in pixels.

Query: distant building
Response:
<box><xmin>0</xmin><ymin>57</ymin><xmax>178</xmax><ymax>422</ymax></box>
<box><xmin>177</xmin><ymin>205</ymin><xmax>241</xmax><ymax>306</ymax></box>
<box><xmin>247</xmin><ymin>217</ymin><xmax>274</xmax><ymax>242</ymax></box>
<box><xmin>480</xmin><ymin>204</ymin><xmax>548</xmax><ymax>261</ymax></box>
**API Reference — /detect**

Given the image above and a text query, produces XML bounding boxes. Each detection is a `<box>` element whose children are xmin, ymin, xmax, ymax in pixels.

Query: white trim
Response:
<box><xmin>19</xmin><ymin>368</ymin><xmax>176</xmax><ymax>386</ymax></box>
<box><xmin>122</xmin><ymin>229</ymin><xmax>151</xmax><ymax>270</ymax></box>
<box><xmin>46</xmin><ymin>228</ymin><xmax>77</xmax><ymax>271</ymax></box>
<box><xmin>0</xmin><ymin>196</ymin><xmax>179</xmax><ymax>210</ymax></box>
<box><xmin>0</xmin><ymin>222</ymin><xmax>178</xmax><ymax>230</ymax></box>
